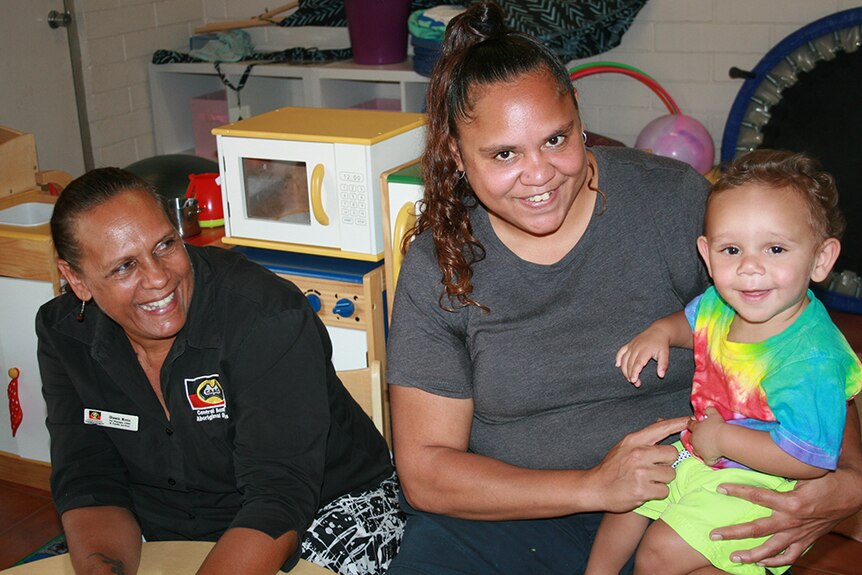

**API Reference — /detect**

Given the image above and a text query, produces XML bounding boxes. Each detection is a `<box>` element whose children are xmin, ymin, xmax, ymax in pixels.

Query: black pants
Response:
<box><xmin>387</xmin><ymin>493</ymin><xmax>635</xmax><ymax>575</ymax></box>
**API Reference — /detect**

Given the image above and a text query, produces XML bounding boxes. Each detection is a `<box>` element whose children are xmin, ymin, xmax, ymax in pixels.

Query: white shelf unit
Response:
<box><xmin>149</xmin><ymin>59</ymin><xmax>430</xmax><ymax>156</ymax></box>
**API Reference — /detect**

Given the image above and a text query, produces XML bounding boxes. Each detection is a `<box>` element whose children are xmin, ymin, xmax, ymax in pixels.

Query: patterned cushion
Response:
<box><xmin>279</xmin><ymin>0</ymin><xmax>649</xmax><ymax>62</ymax></box>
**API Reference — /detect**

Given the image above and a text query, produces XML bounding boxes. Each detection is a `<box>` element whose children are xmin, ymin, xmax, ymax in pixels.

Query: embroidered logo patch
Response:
<box><xmin>185</xmin><ymin>374</ymin><xmax>229</xmax><ymax>422</ymax></box>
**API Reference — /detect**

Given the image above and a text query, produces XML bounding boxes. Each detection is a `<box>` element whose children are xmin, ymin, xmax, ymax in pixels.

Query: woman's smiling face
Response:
<box><xmin>451</xmin><ymin>70</ymin><xmax>590</xmax><ymax>245</ymax></box>
<box><xmin>59</xmin><ymin>188</ymin><xmax>194</xmax><ymax>352</ymax></box>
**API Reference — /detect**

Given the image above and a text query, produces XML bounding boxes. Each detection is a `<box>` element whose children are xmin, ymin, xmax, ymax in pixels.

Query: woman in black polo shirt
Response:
<box><xmin>37</xmin><ymin>167</ymin><xmax>400</xmax><ymax>575</ymax></box>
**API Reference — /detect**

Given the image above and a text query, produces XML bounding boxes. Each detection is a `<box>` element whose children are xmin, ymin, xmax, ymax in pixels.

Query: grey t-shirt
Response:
<box><xmin>387</xmin><ymin>147</ymin><xmax>710</xmax><ymax>470</ymax></box>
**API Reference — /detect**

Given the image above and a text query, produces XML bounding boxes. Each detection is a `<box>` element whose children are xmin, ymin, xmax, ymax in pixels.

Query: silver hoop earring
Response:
<box><xmin>456</xmin><ymin>170</ymin><xmax>466</xmax><ymax>181</ymax></box>
<box><xmin>76</xmin><ymin>299</ymin><xmax>87</xmax><ymax>322</ymax></box>
<box><xmin>582</xmin><ymin>131</ymin><xmax>588</xmax><ymax>144</ymax></box>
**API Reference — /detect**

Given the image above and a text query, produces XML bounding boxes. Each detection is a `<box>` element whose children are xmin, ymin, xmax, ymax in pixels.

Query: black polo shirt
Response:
<box><xmin>37</xmin><ymin>245</ymin><xmax>392</xmax><ymax>541</ymax></box>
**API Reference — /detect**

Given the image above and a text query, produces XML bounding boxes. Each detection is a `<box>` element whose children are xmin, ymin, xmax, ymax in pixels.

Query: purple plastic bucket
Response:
<box><xmin>344</xmin><ymin>0</ymin><xmax>411</xmax><ymax>65</ymax></box>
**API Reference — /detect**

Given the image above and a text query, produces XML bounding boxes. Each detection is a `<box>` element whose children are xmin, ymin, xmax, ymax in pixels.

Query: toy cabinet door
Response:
<box><xmin>0</xmin><ymin>277</ymin><xmax>55</xmax><ymax>463</ymax></box>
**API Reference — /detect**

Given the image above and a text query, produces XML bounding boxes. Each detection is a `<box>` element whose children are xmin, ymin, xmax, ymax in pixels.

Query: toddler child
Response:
<box><xmin>585</xmin><ymin>149</ymin><xmax>862</xmax><ymax>575</ymax></box>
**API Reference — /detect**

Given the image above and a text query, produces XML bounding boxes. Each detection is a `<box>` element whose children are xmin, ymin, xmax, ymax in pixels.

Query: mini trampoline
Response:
<box><xmin>721</xmin><ymin>8</ymin><xmax>862</xmax><ymax>276</ymax></box>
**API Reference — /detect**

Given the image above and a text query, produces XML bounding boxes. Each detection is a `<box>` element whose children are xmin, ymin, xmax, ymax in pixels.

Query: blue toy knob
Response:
<box><xmin>333</xmin><ymin>298</ymin><xmax>355</xmax><ymax>318</ymax></box>
<box><xmin>306</xmin><ymin>293</ymin><xmax>322</xmax><ymax>313</ymax></box>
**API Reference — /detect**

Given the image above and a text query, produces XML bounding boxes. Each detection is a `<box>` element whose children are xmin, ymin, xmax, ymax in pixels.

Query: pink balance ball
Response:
<box><xmin>635</xmin><ymin>114</ymin><xmax>715</xmax><ymax>175</ymax></box>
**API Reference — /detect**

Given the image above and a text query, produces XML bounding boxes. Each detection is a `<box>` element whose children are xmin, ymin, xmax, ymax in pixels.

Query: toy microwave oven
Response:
<box><xmin>213</xmin><ymin>107</ymin><xmax>426</xmax><ymax>261</ymax></box>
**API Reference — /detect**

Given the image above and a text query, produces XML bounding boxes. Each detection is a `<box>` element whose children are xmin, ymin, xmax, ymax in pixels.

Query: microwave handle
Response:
<box><xmin>310</xmin><ymin>163</ymin><xmax>329</xmax><ymax>226</ymax></box>
<box><xmin>392</xmin><ymin>201</ymin><xmax>417</xmax><ymax>289</ymax></box>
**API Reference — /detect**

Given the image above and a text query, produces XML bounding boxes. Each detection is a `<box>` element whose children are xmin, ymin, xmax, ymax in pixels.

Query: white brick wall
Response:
<box><xmin>75</xmin><ymin>0</ymin><xmax>862</xmax><ymax>167</ymax></box>
<box><xmin>205</xmin><ymin>0</ymin><xmax>276</xmax><ymax>20</ymax></box>
<box><xmin>73</xmin><ymin>0</ymin><xmax>203</xmax><ymax>167</ymax></box>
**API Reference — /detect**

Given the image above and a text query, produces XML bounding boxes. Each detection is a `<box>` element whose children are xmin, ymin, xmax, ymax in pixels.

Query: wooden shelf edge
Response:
<box><xmin>0</xmin><ymin>450</ymin><xmax>51</xmax><ymax>491</ymax></box>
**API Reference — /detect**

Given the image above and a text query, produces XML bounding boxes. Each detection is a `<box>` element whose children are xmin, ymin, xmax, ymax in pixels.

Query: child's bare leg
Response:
<box><xmin>634</xmin><ymin>519</ymin><xmax>712</xmax><ymax>575</ymax></box>
<box><xmin>585</xmin><ymin>512</ymin><xmax>650</xmax><ymax>575</ymax></box>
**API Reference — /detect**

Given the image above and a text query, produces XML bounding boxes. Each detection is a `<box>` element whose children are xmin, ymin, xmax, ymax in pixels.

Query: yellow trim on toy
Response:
<box><xmin>222</xmin><ymin>235</ymin><xmax>384</xmax><ymax>262</ymax></box>
<box><xmin>212</xmin><ymin>107</ymin><xmax>426</xmax><ymax>145</ymax></box>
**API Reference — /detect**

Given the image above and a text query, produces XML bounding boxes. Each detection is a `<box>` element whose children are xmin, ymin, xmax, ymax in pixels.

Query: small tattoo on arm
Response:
<box><xmin>88</xmin><ymin>552</ymin><xmax>127</xmax><ymax>574</ymax></box>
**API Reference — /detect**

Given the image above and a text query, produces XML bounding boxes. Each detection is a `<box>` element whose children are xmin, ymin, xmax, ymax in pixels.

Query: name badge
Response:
<box><xmin>84</xmin><ymin>408</ymin><xmax>139</xmax><ymax>431</ymax></box>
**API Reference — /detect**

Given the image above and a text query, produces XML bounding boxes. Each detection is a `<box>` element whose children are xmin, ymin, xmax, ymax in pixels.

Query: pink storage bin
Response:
<box><xmin>192</xmin><ymin>90</ymin><xmax>228</xmax><ymax>160</ymax></box>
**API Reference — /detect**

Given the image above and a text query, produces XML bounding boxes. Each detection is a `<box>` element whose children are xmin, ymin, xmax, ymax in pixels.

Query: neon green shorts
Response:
<box><xmin>635</xmin><ymin>442</ymin><xmax>797</xmax><ymax>575</ymax></box>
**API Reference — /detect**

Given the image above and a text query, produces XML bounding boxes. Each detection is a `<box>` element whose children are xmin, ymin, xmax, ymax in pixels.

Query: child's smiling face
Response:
<box><xmin>697</xmin><ymin>183</ymin><xmax>840</xmax><ymax>342</ymax></box>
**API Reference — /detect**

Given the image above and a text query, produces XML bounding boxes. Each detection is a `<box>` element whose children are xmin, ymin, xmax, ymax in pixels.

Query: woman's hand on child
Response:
<box><xmin>590</xmin><ymin>416</ymin><xmax>690</xmax><ymax>512</ymax></box>
<box><xmin>687</xmin><ymin>406</ymin><xmax>726</xmax><ymax>465</ymax></box>
<box><xmin>615</xmin><ymin>331</ymin><xmax>672</xmax><ymax>388</ymax></box>
<box><xmin>710</xmin><ymin>402</ymin><xmax>862</xmax><ymax>567</ymax></box>
<box><xmin>710</xmin><ymin>472</ymin><xmax>861</xmax><ymax>567</ymax></box>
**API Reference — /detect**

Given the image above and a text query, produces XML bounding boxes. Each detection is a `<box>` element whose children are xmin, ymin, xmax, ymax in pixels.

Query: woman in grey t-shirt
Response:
<box><xmin>385</xmin><ymin>3</ymin><xmax>862</xmax><ymax>574</ymax></box>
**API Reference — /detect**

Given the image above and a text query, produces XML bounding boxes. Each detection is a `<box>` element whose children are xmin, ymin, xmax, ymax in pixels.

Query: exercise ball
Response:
<box><xmin>126</xmin><ymin>154</ymin><xmax>219</xmax><ymax>199</ymax></box>
<box><xmin>635</xmin><ymin>114</ymin><xmax>715</xmax><ymax>175</ymax></box>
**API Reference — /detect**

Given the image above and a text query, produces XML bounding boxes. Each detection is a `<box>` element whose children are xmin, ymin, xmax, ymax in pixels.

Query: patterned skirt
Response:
<box><xmin>301</xmin><ymin>473</ymin><xmax>405</xmax><ymax>575</ymax></box>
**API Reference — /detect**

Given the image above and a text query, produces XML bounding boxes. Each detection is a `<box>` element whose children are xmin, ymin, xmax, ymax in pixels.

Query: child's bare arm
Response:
<box><xmin>688</xmin><ymin>407</ymin><xmax>828</xmax><ymax>479</ymax></box>
<box><xmin>616</xmin><ymin>311</ymin><xmax>693</xmax><ymax>388</ymax></box>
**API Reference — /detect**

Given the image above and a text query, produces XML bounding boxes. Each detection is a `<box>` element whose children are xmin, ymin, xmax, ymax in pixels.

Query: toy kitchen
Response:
<box><xmin>212</xmin><ymin>107</ymin><xmax>426</xmax><ymax>372</ymax></box>
<box><xmin>0</xmin><ymin>107</ymin><xmax>425</xmax><ymax>472</ymax></box>
<box><xmin>0</xmin><ymin>127</ymin><xmax>68</xmax><ymax>467</ymax></box>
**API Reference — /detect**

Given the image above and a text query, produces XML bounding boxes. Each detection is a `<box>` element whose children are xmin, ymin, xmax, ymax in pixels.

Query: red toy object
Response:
<box><xmin>186</xmin><ymin>173</ymin><xmax>224</xmax><ymax>228</ymax></box>
<box><xmin>7</xmin><ymin>367</ymin><xmax>22</xmax><ymax>437</ymax></box>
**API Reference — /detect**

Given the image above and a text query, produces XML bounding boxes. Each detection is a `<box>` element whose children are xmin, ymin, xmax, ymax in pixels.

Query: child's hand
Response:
<box><xmin>615</xmin><ymin>329</ymin><xmax>672</xmax><ymax>388</ymax></box>
<box><xmin>687</xmin><ymin>406</ymin><xmax>726</xmax><ymax>465</ymax></box>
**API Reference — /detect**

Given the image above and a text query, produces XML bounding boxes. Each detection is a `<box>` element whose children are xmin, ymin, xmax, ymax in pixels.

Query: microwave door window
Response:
<box><xmin>242</xmin><ymin>158</ymin><xmax>311</xmax><ymax>225</ymax></box>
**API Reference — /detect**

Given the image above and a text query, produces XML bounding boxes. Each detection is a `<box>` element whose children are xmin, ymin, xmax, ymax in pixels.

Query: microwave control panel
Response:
<box><xmin>338</xmin><ymin>170</ymin><xmax>367</xmax><ymax>228</ymax></box>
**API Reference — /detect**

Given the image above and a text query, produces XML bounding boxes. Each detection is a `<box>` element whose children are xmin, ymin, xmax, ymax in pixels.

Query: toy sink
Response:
<box><xmin>0</xmin><ymin>125</ymin><xmax>68</xmax><ymax>290</ymax></box>
<box><xmin>0</xmin><ymin>202</ymin><xmax>54</xmax><ymax>227</ymax></box>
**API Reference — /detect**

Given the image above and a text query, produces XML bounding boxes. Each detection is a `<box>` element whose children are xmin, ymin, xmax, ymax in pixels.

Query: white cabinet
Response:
<box><xmin>0</xmin><ymin>190</ymin><xmax>59</xmax><ymax>467</ymax></box>
<box><xmin>0</xmin><ymin>277</ymin><xmax>55</xmax><ymax>463</ymax></box>
<box><xmin>149</xmin><ymin>59</ymin><xmax>430</xmax><ymax>156</ymax></box>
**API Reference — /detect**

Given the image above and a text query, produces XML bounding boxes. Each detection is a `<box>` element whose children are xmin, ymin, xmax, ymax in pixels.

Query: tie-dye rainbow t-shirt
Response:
<box><xmin>680</xmin><ymin>286</ymin><xmax>861</xmax><ymax>471</ymax></box>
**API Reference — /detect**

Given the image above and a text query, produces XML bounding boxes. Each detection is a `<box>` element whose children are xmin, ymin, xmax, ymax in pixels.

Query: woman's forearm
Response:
<box><xmin>399</xmin><ymin>445</ymin><xmax>596</xmax><ymax>520</ymax></box>
<box><xmin>842</xmin><ymin>399</ymin><xmax>862</xmax><ymax>468</ymax></box>
<box><xmin>62</xmin><ymin>506</ymin><xmax>142</xmax><ymax>575</ymax></box>
<box><xmin>397</xmin><ymin>417</ymin><xmax>688</xmax><ymax>520</ymax></box>
<box><xmin>833</xmin><ymin>400</ymin><xmax>862</xmax><ymax>508</ymax></box>
<box><xmin>197</xmin><ymin>528</ymin><xmax>298</xmax><ymax>575</ymax></box>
